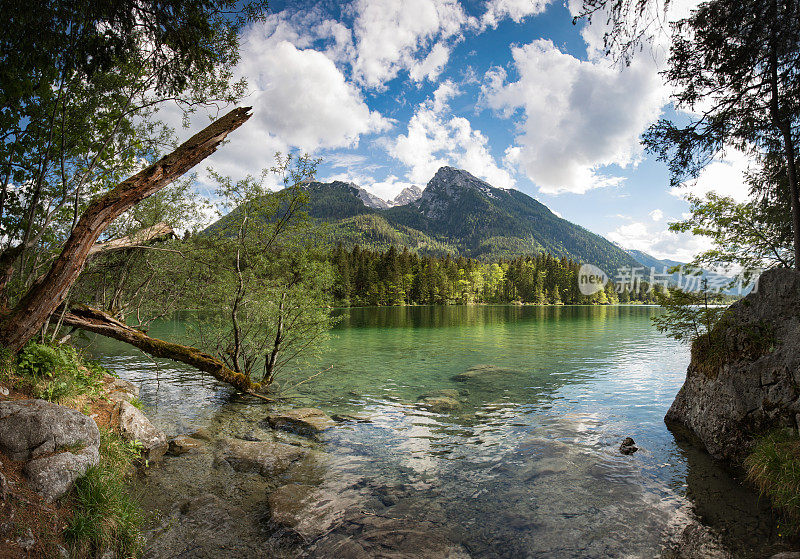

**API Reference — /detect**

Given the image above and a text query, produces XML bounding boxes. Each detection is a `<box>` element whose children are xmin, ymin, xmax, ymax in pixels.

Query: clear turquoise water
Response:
<box><xmin>84</xmin><ymin>306</ymin><xmax>784</xmax><ymax>557</ymax></box>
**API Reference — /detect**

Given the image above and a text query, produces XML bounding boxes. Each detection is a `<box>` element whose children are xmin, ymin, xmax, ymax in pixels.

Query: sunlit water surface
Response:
<box><xmin>84</xmin><ymin>306</ymin><xmax>786</xmax><ymax>558</ymax></box>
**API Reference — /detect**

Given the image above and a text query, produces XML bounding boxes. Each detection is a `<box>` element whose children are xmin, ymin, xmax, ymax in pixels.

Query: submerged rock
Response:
<box><xmin>143</xmin><ymin>493</ymin><xmax>266</xmax><ymax>559</ymax></box>
<box><xmin>215</xmin><ymin>437</ymin><xmax>306</xmax><ymax>476</ymax></box>
<box><xmin>118</xmin><ymin>401</ymin><xmax>167</xmax><ymax>462</ymax></box>
<box><xmin>268</xmin><ymin>483</ymin><xmax>358</xmax><ymax>541</ymax></box>
<box><xmin>167</xmin><ymin>435</ymin><xmax>205</xmax><ymax>456</ymax></box>
<box><xmin>619</xmin><ymin>437</ymin><xmax>638</xmax><ymax>455</ymax></box>
<box><xmin>419</xmin><ymin>396</ymin><xmax>461</xmax><ymax>413</ymax></box>
<box><xmin>452</xmin><ymin>364</ymin><xmax>517</xmax><ymax>382</ymax></box>
<box><xmin>665</xmin><ymin>269</ymin><xmax>800</xmax><ymax>464</ymax></box>
<box><xmin>264</xmin><ymin>408</ymin><xmax>336</xmax><ymax>437</ymax></box>
<box><xmin>661</xmin><ymin>510</ymin><xmax>731</xmax><ymax>559</ymax></box>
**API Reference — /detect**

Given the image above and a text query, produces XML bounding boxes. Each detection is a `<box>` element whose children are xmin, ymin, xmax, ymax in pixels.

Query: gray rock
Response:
<box><xmin>167</xmin><ymin>435</ymin><xmax>204</xmax><ymax>456</ymax></box>
<box><xmin>16</xmin><ymin>527</ymin><xmax>35</xmax><ymax>551</ymax></box>
<box><xmin>264</xmin><ymin>407</ymin><xmax>336</xmax><ymax>437</ymax></box>
<box><xmin>106</xmin><ymin>391</ymin><xmax>135</xmax><ymax>404</ymax></box>
<box><xmin>118</xmin><ymin>401</ymin><xmax>167</xmax><ymax>461</ymax></box>
<box><xmin>770</xmin><ymin>553</ymin><xmax>800</xmax><ymax>558</ymax></box>
<box><xmin>0</xmin><ymin>399</ymin><xmax>100</xmax><ymax>461</ymax></box>
<box><xmin>619</xmin><ymin>437</ymin><xmax>638</xmax><ymax>455</ymax></box>
<box><xmin>665</xmin><ymin>269</ymin><xmax>800</xmax><ymax>464</ymax></box>
<box><xmin>105</xmin><ymin>376</ymin><xmax>139</xmax><ymax>398</ymax></box>
<box><xmin>24</xmin><ymin>445</ymin><xmax>99</xmax><ymax>501</ymax></box>
<box><xmin>0</xmin><ymin>469</ymin><xmax>7</xmax><ymax>500</ymax></box>
<box><xmin>216</xmin><ymin>438</ymin><xmax>306</xmax><ymax>476</ymax></box>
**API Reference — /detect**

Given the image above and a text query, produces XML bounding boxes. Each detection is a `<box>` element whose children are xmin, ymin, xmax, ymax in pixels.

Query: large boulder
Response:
<box><xmin>0</xmin><ymin>399</ymin><xmax>101</xmax><ymax>501</ymax></box>
<box><xmin>118</xmin><ymin>401</ymin><xmax>167</xmax><ymax>461</ymax></box>
<box><xmin>215</xmin><ymin>438</ymin><xmax>306</xmax><ymax>477</ymax></box>
<box><xmin>0</xmin><ymin>399</ymin><xmax>99</xmax><ymax>462</ymax></box>
<box><xmin>24</xmin><ymin>446</ymin><xmax>99</xmax><ymax>501</ymax></box>
<box><xmin>263</xmin><ymin>408</ymin><xmax>336</xmax><ymax>437</ymax></box>
<box><xmin>665</xmin><ymin>269</ymin><xmax>800</xmax><ymax>464</ymax></box>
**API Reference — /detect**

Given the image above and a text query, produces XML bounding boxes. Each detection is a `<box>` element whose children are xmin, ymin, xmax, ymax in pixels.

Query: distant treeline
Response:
<box><xmin>328</xmin><ymin>245</ymin><xmax>661</xmax><ymax>306</ymax></box>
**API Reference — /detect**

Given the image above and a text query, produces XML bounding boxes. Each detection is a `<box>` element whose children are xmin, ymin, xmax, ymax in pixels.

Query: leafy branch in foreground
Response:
<box><xmin>652</xmin><ymin>281</ymin><xmax>728</xmax><ymax>346</ymax></box>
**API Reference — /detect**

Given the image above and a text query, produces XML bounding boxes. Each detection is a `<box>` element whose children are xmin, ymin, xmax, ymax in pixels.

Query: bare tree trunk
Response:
<box><xmin>61</xmin><ymin>305</ymin><xmax>261</xmax><ymax>395</ymax></box>
<box><xmin>264</xmin><ymin>291</ymin><xmax>286</xmax><ymax>386</ymax></box>
<box><xmin>769</xmin><ymin>20</ymin><xmax>800</xmax><ymax>269</ymax></box>
<box><xmin>0</xmin><ymin>107</ymin><xmax>252</xmax><ymax>351</ymax></box>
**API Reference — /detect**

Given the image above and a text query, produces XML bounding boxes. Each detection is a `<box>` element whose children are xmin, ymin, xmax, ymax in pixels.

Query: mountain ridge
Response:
<box><xmin>300</xmin><ymin>166</ymin><xmax>641</xmax><ymax>273</ymax></box>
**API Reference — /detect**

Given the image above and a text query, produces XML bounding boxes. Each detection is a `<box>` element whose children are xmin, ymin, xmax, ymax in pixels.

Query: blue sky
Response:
<box><xmin>197</xmin><ymin>0</ymin><xmax>753</xmax><ymax>262</ymax></box>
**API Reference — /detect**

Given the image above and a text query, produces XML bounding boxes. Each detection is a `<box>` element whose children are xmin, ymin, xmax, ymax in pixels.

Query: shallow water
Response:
<box><xmin>84</xmin><ymin>306</ymin><xmax>788</xmax><ymax>558</ymax></box>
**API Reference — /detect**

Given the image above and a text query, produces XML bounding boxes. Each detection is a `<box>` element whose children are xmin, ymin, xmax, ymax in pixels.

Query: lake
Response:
<box><xmin>84</xmin><ymin>306</ymin><xmax>784</xmax><ymax>558</ymax></box>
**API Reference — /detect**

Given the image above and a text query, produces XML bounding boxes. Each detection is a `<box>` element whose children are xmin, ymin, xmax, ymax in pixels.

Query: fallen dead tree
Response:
<box><xmin>61</xmin><ymin>305</ymin><xmax>271</xmax><ymax>400</ymax></box>
<box><xmin>0</xmin><ymin>106</ymin><xmax>252</xmax><ymax>352</ymax></box>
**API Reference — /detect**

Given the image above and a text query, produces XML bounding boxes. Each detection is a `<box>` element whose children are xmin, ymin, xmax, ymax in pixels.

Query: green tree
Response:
<box><xmin>192</xmin><ymin>156</ymin><xmax>336</xmax><ymax>387</ymax></box>
<box><xmin>0</xmin><ymin>0</ymin><xmax>264</xmax><ymax>350</ymax></box>
<box><xmin>642</xmin><ymin>0</ymin><xmax>800</xmax><ymax>268</ymax></box>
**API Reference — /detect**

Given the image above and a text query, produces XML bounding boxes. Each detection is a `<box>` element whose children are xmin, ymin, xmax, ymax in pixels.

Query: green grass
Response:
<box><xmin>745</xmin><ymin>429</ymin><xmax>800</xmax><ymax>535</ymax></box>
<box><xmin>64</xmin><ymin>428</ymin><xmax>144</xmax><ymax>558</ymax></box>
<box><xmin>129</xmin><ymin>396</ymin><xmax>144</xmax><ymax>410</ymax></box>
<box><xmin>13</xmin><ymin>342</ymin><xmax>105</xmax><ymax>403</ymax></box>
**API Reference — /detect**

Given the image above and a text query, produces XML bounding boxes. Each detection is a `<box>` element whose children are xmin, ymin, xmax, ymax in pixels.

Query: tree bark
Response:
<box><xmin>768</xmin><ymin>15</ymin><xmax>800</xmax><ymax>269</ymax></box>
<box><xmin>61</xmin><ymin>305</ymin><xmax>260</xmax><ymax>394</ymax></box>
<box><xmin>86</xmin><ymin>222</ymin><xmax>174</xmax><ymax>258</ymax></box>
<box><xmin>0</xmin><ymin>106</ymin><xmax>252</xmax><ymax>352</ymax></box>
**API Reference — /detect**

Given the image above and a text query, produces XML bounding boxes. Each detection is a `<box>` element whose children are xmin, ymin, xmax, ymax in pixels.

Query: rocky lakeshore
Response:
<box><xmin>0</xmin><ymin>365</ymin><xmax>166</xmax><ymax>557</ymax></box>
<box><xmin>665</xmin><ymin>268</ymin><xmax>800</xmax><ymax>556</ymax></box>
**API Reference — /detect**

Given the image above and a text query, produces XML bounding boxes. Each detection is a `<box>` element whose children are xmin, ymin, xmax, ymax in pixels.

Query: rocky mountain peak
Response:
<box><xmin>390</xmin><ymin>185</ymin><xmax>422</xmax><ymax>206</ymax></box>
<box><xmin>422</xmin><ymin>167</ymin><xmax>496</xmax><ymax>200</ymax></box>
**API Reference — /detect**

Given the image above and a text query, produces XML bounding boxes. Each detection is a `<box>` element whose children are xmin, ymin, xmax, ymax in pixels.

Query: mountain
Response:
<box><xmin>299</xmin><ymin>167</ymin><xmax>641</xmax><ymax>273</ymax></box>
<box><xmin>390</xmin><ymin>185</ymin><xmax>422</xmax><ymax>206</ymax></box>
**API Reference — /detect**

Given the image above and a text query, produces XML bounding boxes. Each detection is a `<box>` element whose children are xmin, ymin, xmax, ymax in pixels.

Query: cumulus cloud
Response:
<box><xmin>649</xmin><ymin>209</ymin><xmax>664</xmax><ymax>221</ymax></box>
<box><xmin>607</xmin><ymin>220</ymin><xmax>712</xmax><ymax>262</ymax></box>
<box><xmin>388</xmin><ymin>83</ymin><xmax>516</xmax><ymax>188</ymax></box>
<box><xmin>481</xmin><ymin>0</ymin><xmax>554</xmax><ymax>29</ymax></box>
<box><xmin>670</xmin><ymin>149</ymin><xmax>753</xmax><ymax>203</ymax></box>
<box><xmin>196</xmin><ymin>18</ymin><xmax>392</xmax><ymax>185</ymax></box>
<box><xmin>483</xmin><ymin>39</ymin><xmax>667</xmax><ymax>194</ymax></box>
<box><xmin>349</xmin><ymin>0</ymin><xmax>473</xmax><ymax>88</ymax></box>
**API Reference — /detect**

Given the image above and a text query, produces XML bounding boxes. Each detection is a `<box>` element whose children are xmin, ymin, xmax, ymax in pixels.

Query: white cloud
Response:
<box><xmin>349</xmin><ymin>0</ymin><xmax>473</xmax><ymax>88</ymax></box>
<box><xmin>607</xmin><ymin>220</ymin><xmax>711</xmax><ymax>262</ymax></box>
<box><xmin>483</xmin><ymin>39</ymin><xmax>667</xmax><ymax>194</ymax></box>
<box><xmin>388</xmin><ymin>92</ymin><xmax>516</xmax><ymax>189</ymax></box>
<box><xmin>481</xmin><ymin>0</ymin><xmax>554</xmax><ymax>29</ymax></box>
<box><xmin>649</xmin><ymin>209</ymin><xmax>664</xmax><ymax>221</ymax></box>
<box><xmin>409</xmin><ymin>42</ymin><xmax>452</xmax><ymax>82</ymax></box>
<box><xmin>196</xmin><ymin>19</ymin><xmax>392</xmax><ymax>185</ymax></box>
<box><xmin>368</xmin><ymin>175</ymin><xmax>419</xmax><ymax>201</ymax></box>
<box><xmin>670</xmin><ymin>149</ymin><xmax>753</xmax><ymax>203</ymax></box>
